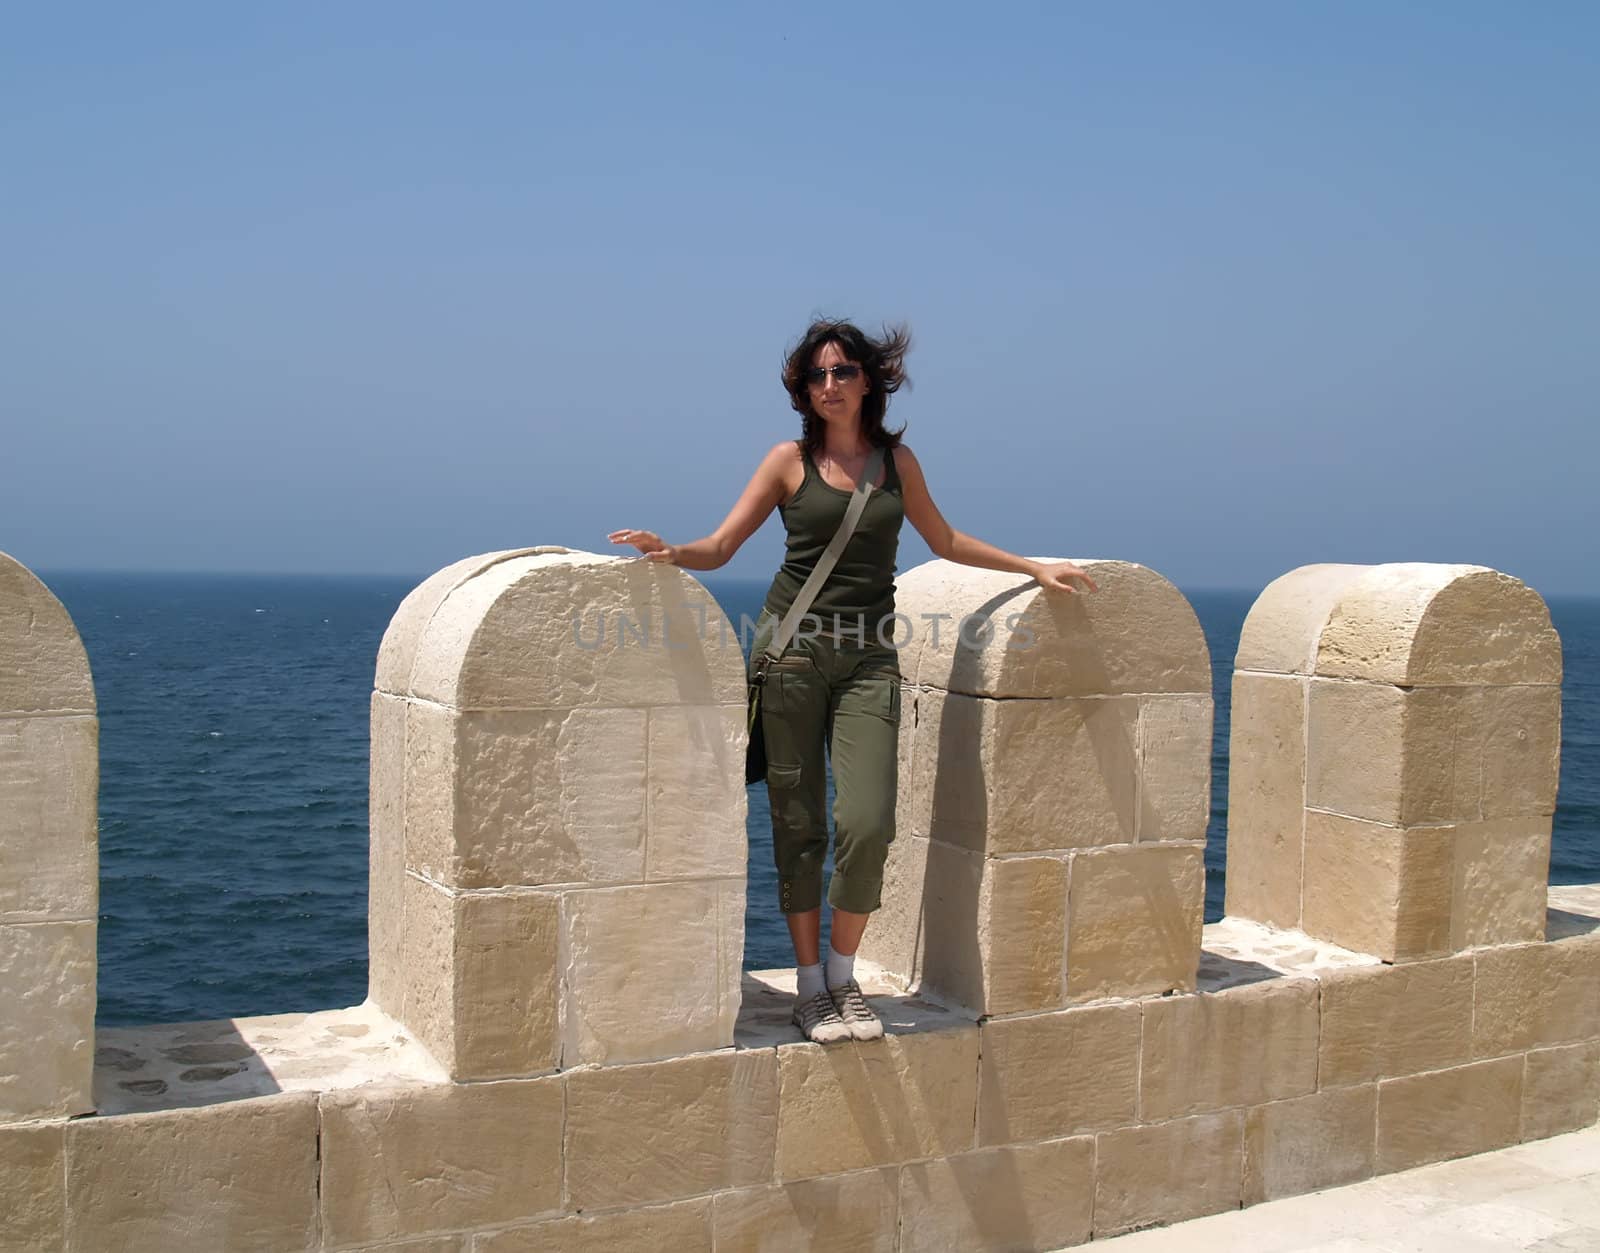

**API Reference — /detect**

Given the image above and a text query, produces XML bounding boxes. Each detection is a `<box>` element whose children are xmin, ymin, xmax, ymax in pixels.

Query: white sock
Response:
<box><xmin>796</xmin><ymin>962</ymin><xmax>826</xmax><ymax>1001</ymax></box>
<box><xmin>826</xmin><ymin>948</ymin><xmax>856</xmax><ymax>989</ymax></box>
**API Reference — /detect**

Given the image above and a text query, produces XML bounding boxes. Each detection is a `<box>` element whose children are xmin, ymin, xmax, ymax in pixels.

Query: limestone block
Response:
<box><xmin>1452</xmin><ymin>817</ymin><xmax>1552</xmax><ymax>949</ymax></box>
<box><xmin>982</xmin><ymin>855</ymin><xmax>1069</xmax><ymax>1014</ymax></box>
<box><xmin>368</xmin><ymin>692</ymin><xmax>406</xmax><ymax>1011</ymax></box>
<box><xmin>1375</xmin><ymin>1055</ymin><xmax>1523</xmax><ymax>1173</ymax></box>
<box><xmin>896</xmin><ymin>682</ymin><xmax>924</xmax><ymax>837</ymax></box>
<box><xmin>856</xmin><ymin>832</ymin><xmax>928</xmax><ymax>988</ymax></box>
<box><xmin>1314</xmin><ymin>564</ymin><xmax>1561</xmax><ymax>688</ymax></box>
<box><xmin>1093</xmin><ymin>1110</ymin><xmax>1243</xmax><ymax>1237</ymax></box>
<box><xmin>320</xmin><ymin>1078</ymin><xmax>562</xmax><ymax>1246</ymax></box>
<box><xmin>564</xmin><ymin>1051</ymin><xmax>777</xmax><ymax>1210</ymax></box>
<box><xmin>1065</xmin><ymin>842</ymin><xmax>1203</xmax><ymax>1003</ymax></box>
<box><xmin>776</xmin><ymin>1026</ymin><xmax>979</xmax><ymax>1178</ymax></box>
<box><xmin>1139</xmin><ymin>977</ymin><xmax>1319</xmax><ymax>1120</ymax></box>
<box><xmin>0</xmin><ymin>1120</ymin><xmax>64</xmax><ymax>1253</ymax></box>
<box><xmin>977</xmin><ymin>1002</ymin><xmax>1141</xmax><ymax>1145</ymax></box>
<box><xmin>478</xmin><ymin>1199</ymin><xmax>713</xmax><ymax>1253</ymax></box>
<box><xmin>645</xmin><ymin>704</ymin><xmax>747</xmax><ymax>879</ymax></box>
<box><xmin>1234</xmin><ymin>564</ymin><xmax>1369</xmax><ymax>676</ymax></box>
<box><xmin>65</xmin><ymin>1093</ymin><xmax>318</xmax><ymax>1253</ymax></box>
<box><xmin>1521</xmin><ymin>1041</ymin><xmax>1600</xmax><ymax>1142</ymax></box>
<box><xmin>0</xmin><ymin>920</ymin><xmax>94</xmax><ymax>1121</ymax></box>
<box><xmin>1243</xmin><ymin>1085</ymin><xmax>1377</xmax><ymax>1205</ymax></box>
<box><xmin>374</xmin><ymin>549</ymin><xmax>542</xmax><ymax>696</ymax></box>
<box><xmin>562</xmin><ymin>879</ymin><xmax>742</xmax><ymax>1065</ymax></box>
<box><xmin>347</xmin><ymin>1240</ymin><xmax>466</xmax><ymax>1253</ymax></box>
<box><xmin>1474</xmin><ymin>940</ymin><xmax>1600</xmax><ymax>1057</ymax></box>
<box><xmin>712</xmin><ymin>1168</ymin><xmax>898</xmax><ymax>1253</ymax></box>
<box><xmin>894</xmin><ymin>559</ymin><xmax>1209</xmax><ymax>699</ymax></box>
<box><xmin>399</xmin><ymin>877</ymin><xmax>560</xmax><ymax>1080</ymax></box>
<box><xmin>0</xmin><ymin>553</ymin><xmax>95</xmax><ymax>715</ymax></box>
<box><xmin>0</xmin><ymin>715</ymin><xmax>97</xmax><ymax>921</ymax></box>
<box><xmin>1305</xmin><ymin>679</ymin><xmax>1405</xmax><ymax>823</ymax></box>
<box><xmin>406</xmin><ymin>703</ymin><xmax>648</xmax><ymax>888</ymax></box>
<box><xmin>1300</xmin><ymin>812</ymin><xmax>1452</xmax><ymax>962</ymax></box>
<box><xmin>1223</xmin><ymin>672</ymin><xmax>1305</xmax><ymax>928</ymax></box>
<box><xmin>1138</xmin><ymin>694</ymin><xmax>1212</xmax><ymax>843</ymax></box>
<box><xmin>407</xmin><ymin>554</ymin><xmax>743</xmax><ymax>709</ymax></box>
<box><xmin>900</xmin><ymin>1136</ymin><xmax>1094</xmax><ymax>1252</ymax></box>
<box><xmin>915</xmin><ymin>690</ymin><xmax>1139</xmax><ymax>853</ymax></box>
<box><xmin>1318</xmin><ymin>956</ymin><xmax>1474</xmax><ymax>1086</ymax></box>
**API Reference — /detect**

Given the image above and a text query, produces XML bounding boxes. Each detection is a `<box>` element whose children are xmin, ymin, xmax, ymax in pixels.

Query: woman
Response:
<box><xmin>609</xmin><ymin>319</ymin><xmax>1095</xmax><ymax>1044</ymax></box>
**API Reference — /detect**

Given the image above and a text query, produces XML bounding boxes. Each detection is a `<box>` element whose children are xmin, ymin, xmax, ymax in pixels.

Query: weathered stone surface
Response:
<box><xmin>453</xmin><ymin>890</ymin><xmax>560</xmax><ymax>1078</ymax></box>
<box><xmin>321</xmin><ymin>1078</ymin><xmax>562</xmax><ymax>1245</ymax></box>
<box><xmin>978</xmin><ymin>1002</ymin><xmax>1140</xmax><ymax>1145</ymax></box>
<box><xmin>1315</xmin><ymin>564</ymin><xmax>1561</xmax><ymax>688</ymax></box>
<box><xmin>894</xmin><ymin>559</ymin><xmax>1209</xmax><ymax>699</ymax></box>
<box><xmin>1452</xmin><ymin>817</ymin><xmax>1552</xmax><ymax>949</ymax></box>
<box><xmin>562</xmin><ymin>879</ymin><xmax>742</xmax><ymax>1065</ymax></box>
<box><xmin>645</xmin><ymin>704</ymin><xmax>746</xmax><ymax>879</ymax></box>
<box><xmin>901</xmin><ymin>839</ymin><xmax>983</xmax><ymax>1009</ymax></box>
<box><xmin>1305</xmin><ymin>678</ymin><xmax>1405</xmax><ymax>824</ymax></box>
<box><xmin>1474</xmin><ymin>940</ymin><xmax>1600</xmax><ymax>1057</ymax></box>
<box><xmin>374</xmin><ymin>549</ymin><xmax>541</xmax><ymax>696</ymax></box>
<box><xmin>900</xmin><ymin>1137</ymin><xmax>1094</xmax><ymax>1252</ymax></box>
<box><xmin>0</xmin><ymin>1120</ymin><xmax>64</xmax><ymax>1253</ymax></box>
<box><xmin>565</xmin><ymin>1051</ymin><xmax>777</xmax><ymax>1210</ymax></box>
<box><xmin>0</xmin><ymin>920</ymin><xmax>94</xmax><ymax>1121</ymax></box>
<box><xmin>0</xmin><ymin>553</ymin><xmax>96</xmax><ymax>715</ymax></box>
<box><xmin>347</xmin><ymin>1240</ymin><xmax>466</xmax><ymax>1253</ymax></box>
<box><xmin>408</xmin><ymin>554</ymin><xmax>743</xmax><ymax>709</ymax></box>
<box><xmin>1522</xmin><ymin>1041</ymin><xmax>1600</xmax><ymax>1141</ymax></box>
<box><xmin>1375</xmin><ymin>1055</ymin><xmax>1523</xmax><ymax>1173</ymax></box>
<box><xmin>1140</xmin><ymin>978</ymin><xmax>1319</xmax><ymax>1120</ymax></box>
<box><xmin>1138</xmin><ymin>694</ymin><xmax>1212</xmax><ymax>843</ymax></box>
<box><xmin>915</xmin><ymin>690</ymin><xmax>1140</xmax><ymax>852</ymax></box>
<box><xmin>1319</xmin><ymin>956</ymin><xmax>1474</xmax><ymax>1086</ymax></box>
<box><xmin>1223</xmin><ymin>672</ymin><xmax>1305</xmax><ymax>928</ymax></box>
<box><xmin>1300</xmin><ymin>811</ymin><xmax>1452</xmax><ymax>962</ymax></box>
<box><xmin>396</xmin><ymin>878</ymin><xmax>560</xmax><ymax>1080</ymax></box>
<box><xmin>982</xmin><ymin>855</ymin><xmax>1069</xmax><ymax>1014</ymax></box>
<box><xmin>713</xmin><ymin>1168</ymin><xmax>897</xmax><ymax>1253</ymax></box>
<box><xmin>1066</xmin><ymin>843</ymin><xmax>1203</xmax><ymax>1003</ymax></box>
<box><xmin>65</xmin><ymin>1093</ymin><xmax>318</xmax><ymax>1253</ymax></box>
<box><xmin>1243</xmin><ymin>1085</ymin><xmax>1377</xmax><ymax>1204</ymax></box>
<box><xmin>368</xmin><ymin>692</ymin><xmax>407</xmax><ymax>1011</ymax></box>
<box><xmin>1403</xmin><ymin>686</ymin><xmax>1562</xmax><ymax>824</ymax></box>
<box><xmin>477</xmin><ymin>1198</ymin><xmax>713</xmax><ymax>1253</ymax></box>
<box><xmin>0</xmin><ymin>715</ymin><xmax>97</xmax><ymax>922</ymax></box>
<box><xmin>407</xmin><ymin>705</ymin><xmax>648</xmax><ymax>889</ymax></box>
<box><xmin>1094</xmin><ymin>1110</ymin><xmax>1243</xmax><ymax>1236</ymax></box>
<box><xmin>856</xmin><ymin>832</ymin><xmax>928</xmax><ymax>990</ymax></box>
<box><xmin>1234</xmin><ymin>564</ymin><xmax>1370</xmax><ymax>677</ymax></box>
<box><xmin>776</xmin><ymin>1026</ymin><xmax>979</xmax><ymax>1178</ymax></box>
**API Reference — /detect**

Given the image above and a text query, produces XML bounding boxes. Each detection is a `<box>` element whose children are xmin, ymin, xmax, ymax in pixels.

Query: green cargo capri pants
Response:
<box><xmin>749</xmin><ymin>609</ymin><xmax>902</xmax><ymax>916</ymax></box>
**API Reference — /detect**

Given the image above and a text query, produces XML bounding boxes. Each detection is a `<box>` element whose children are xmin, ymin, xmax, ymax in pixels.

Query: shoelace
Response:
<box><xmin>831</xmin><ymin>983</ymin><xmax>874</xmax><ymax>1019</ymax></box>
<box><xmin>800</xmin><ymin>991</ymin><xmax>844</xmax><ymax>1025</ymax></box>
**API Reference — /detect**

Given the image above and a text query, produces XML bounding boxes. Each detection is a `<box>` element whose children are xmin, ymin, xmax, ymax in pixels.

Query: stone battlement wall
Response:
<box><xmin>1</xmin><ymin>547</ymin><xmax>1595</xmax><ymax>1253</ymax></box>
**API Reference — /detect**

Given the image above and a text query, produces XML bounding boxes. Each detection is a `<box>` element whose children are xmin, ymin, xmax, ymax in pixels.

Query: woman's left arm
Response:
<box><xmin>896</xmin><ymin>445</ymin><xmax>1097</xmax><ymax>594</ymax></box>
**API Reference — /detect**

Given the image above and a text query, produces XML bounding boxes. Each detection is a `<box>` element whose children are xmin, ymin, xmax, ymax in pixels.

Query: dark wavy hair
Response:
<box><xmin>781</xmin><ymin>319</ymin><xmax>910</xmax><ymax>457</ymax></box>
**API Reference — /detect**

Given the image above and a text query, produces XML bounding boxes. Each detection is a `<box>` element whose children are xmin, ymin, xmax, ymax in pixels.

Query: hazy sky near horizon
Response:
<box><xmin>4</xmin><ymin>3</ymin><xmax>1597</xmax><ymax>596</ymax></box>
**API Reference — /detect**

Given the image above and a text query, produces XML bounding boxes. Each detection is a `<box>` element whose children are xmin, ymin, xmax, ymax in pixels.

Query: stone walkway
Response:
<box><xmin>1093</xmin><ymin>1124</ymin><xmax>1600</xmax><ymax>1251</ymax></box>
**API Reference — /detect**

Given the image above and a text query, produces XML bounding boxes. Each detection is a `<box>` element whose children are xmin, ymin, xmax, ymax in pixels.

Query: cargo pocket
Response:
<box><xmin>766</xmin><ymin>762</ymin><xmax>802</xmax><ymax>790</ymax></box>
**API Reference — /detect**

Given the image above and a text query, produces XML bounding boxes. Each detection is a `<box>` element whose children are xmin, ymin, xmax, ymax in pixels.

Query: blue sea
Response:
<box><xmin>37</xmin><ymin>572</ymin><xmax>1600</xmax><ymax>1029</ymax></box>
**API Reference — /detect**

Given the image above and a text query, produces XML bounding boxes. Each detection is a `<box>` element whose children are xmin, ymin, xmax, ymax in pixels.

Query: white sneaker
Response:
<box><xmin>828</xmin><ymin>979</ymin><xmax>885</xmax><ymax>1041</ymax></box>
<box><xmin>792</xmin><ymin>990</ymin><xmax>852</xmax><ymax>1044</ymax></box>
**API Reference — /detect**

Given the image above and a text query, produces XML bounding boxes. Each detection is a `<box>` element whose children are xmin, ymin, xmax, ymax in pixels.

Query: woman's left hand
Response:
<box><xmin>607</xmin><ymin>529</ymin><xmax>679</xmax><ymax>563</ymax></box>
<box><xmin>1033</xmin><ymin>561</ymin><xmax>1097</xmax><ymax>593</ymax></box>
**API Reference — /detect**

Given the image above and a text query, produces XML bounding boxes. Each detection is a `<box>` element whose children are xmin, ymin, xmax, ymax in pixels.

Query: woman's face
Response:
<box><xmin>807</xmin><ymin>340</ymin><xmax>869</xmax><ymax>428</ymax></box>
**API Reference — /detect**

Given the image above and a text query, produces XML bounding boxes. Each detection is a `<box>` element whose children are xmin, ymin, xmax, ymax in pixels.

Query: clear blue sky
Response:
<box><xmin>4</xmin><ymin>3</ymin><xmax>1596</xmax><ymax>595</ymax></box>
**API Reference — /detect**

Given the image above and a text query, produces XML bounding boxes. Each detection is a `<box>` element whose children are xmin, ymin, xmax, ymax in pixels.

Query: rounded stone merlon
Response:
<box><xmin>894</xmin><ymin>558</ymin><xmax>1209</xmax><ymax>698</ymax></box>
<box><xmin>403</xmin><ymin>550</ymin><xmax>744</xmax><ymax>710</ymax></box>
<box><xmin>1234</xmin><ymin>564</ymin><xmax>1370</xmax><ymax>677</ymax></box>
<box><xmin>374</xmin><ymin>549</ymin><xmax>549</xmax><ymax>696</ymax></box>
<box><xmin>1316</xmin><ymin>564</ymin><xmax>1562</xmax><ymax>687</ymax></box>
<box><xmin>0</xmin><ymin>550</ymin><xmax>95</xmax><ymax>715</ymax></box>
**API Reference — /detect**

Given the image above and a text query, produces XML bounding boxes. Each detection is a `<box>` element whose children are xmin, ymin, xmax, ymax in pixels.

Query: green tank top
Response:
<box><xmin>763</xmin><ymin>444</ymin><xmax>905</xmax><ymax>633</ymax></box>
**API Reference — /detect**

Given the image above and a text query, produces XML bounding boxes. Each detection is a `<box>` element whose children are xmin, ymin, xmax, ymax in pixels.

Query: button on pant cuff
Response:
<box><xmin>779</xmin><ymin>878</ymin><xmax>823</xmax><ymax>915</ymax></box>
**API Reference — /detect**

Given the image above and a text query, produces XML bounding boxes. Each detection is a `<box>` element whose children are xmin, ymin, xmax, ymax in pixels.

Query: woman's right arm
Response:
<box><xmin>608</xmin><ymin>442</ymin><xmax>794</xmax><ymax>570</ymax></box>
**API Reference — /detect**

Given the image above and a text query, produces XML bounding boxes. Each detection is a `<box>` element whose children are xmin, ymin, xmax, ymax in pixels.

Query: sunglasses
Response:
<box><xmin>804</xmin><ymin>364</ymin><xmax>863</xmax><ymax>387</ymax></box>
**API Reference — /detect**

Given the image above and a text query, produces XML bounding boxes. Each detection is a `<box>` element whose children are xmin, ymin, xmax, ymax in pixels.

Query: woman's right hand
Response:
<box><xmin>607</xmin><ymin>529</ymin><xmax>679</xmax><ymax>564</ymax></box>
